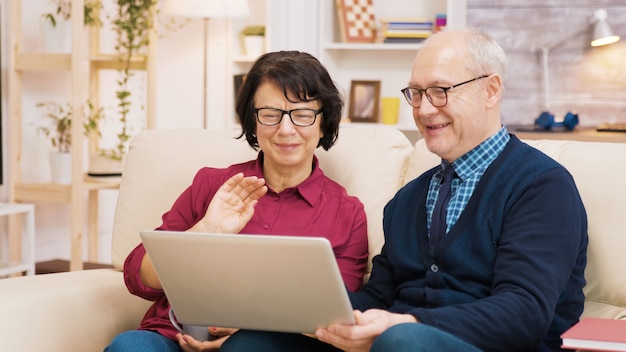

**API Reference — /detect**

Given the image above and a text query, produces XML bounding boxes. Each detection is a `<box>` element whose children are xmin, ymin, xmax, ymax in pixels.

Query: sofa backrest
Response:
<box><xmin>406</xmin><ymin>137</ymin><xmax>626</xmax><ymax>320</ymax></box>
<box><xmin>111</xmin><ymin>126</ymin><xmax>413</xmax><ymax>279</ymax></box>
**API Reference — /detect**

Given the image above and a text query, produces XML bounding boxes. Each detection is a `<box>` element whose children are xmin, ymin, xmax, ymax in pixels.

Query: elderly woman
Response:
<box><xmin>105</xmin><ymin>51</ymin><xmax>368</xmax><ymax>352</ymax></box>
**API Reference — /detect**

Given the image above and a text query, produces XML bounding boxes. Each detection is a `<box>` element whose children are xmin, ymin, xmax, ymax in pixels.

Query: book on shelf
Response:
<box><xmin>560</xmin><ymin>317</ymin><xmax>626</xmax><ymax>351</ymax></box>
<box><xmin>383</xmin><ymin>30</ymin><xmax>431</xmax><ymax>38</ymax></box>
<box><xmin>383</xmin><ymin>37</ymin><xmax>425</xmax><ymax>44</ymax></box>
<box><xmin>380</xmin><ymin>17</ymin><xmax>433</xmax><ymax>43</ymax></box>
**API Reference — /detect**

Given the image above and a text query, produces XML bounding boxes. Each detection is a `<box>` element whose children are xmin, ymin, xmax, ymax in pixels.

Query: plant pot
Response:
<box><xmin>243</xmin><ymin>35</ymin><xmax>264</xmax><ymax>58</ymax></box>
<box><xmin>88</xmin><ymin>154</ymin><xmax>124</xmax><ymax>177</ymax></box>
<box><xmin>50</xmin><ymin>151</ymin><xmax>72</xmax><ymax>184</ymax></box>
<box><xmin>39</xmin><ymin>18</ymin><xmax>71</xmax><ymax>53</ymax></box>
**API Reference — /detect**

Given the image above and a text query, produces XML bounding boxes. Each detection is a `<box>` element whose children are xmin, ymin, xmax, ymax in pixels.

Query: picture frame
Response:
<box><xmin>335</xmin><ymin>0</ymin><xmax>377</xmax><ymax>43</ymax></box>
<box><xmin>348</xmin><ymin>80</ymin><xmax>380</xmax><ymax>123</ymax></box>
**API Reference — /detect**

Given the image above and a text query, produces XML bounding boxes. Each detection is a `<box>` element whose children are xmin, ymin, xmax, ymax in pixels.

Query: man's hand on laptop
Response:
<box><xmin>177</xmin><ymin>327</ymin><xmax>239</xmax><ymax>352</ymax></box>
<box><xmin>190</xmin><ymin>172</ymin><xmax>268</xmax><ymax>234</ymax></box>
<box><xmin>315</xmin><ymin>309</ymin><xmax>418</xmax><ymax>352</ymax></box>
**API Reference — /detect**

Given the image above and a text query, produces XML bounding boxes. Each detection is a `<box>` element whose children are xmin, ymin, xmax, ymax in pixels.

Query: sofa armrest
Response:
<box><xmin>0</xmin><ymin>269</ymin><xmax>151</xmax><ymax>352</ymax></box>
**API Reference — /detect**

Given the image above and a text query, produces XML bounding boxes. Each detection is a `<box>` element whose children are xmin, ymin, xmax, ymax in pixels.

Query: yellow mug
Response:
<box><xmin>381</xmin><ymin>97</ymin><xmax>400</xmax><ymax>125</ymax></box>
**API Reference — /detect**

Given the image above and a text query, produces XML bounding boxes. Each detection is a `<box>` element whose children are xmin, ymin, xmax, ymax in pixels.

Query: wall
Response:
<box><xmin>468</xmin><ymin>0</ymin><xmax>626</xmax><ymax>127</ymax></box>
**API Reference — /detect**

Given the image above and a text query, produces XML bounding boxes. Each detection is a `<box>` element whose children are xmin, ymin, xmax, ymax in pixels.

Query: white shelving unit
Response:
<box><xmin>210</xmin><ymin>0</ymin><xmax>467</xmax><ymax>131</ymax></box>
<box><xmin>317</xmin><ymin>0</ymin><xmax>467</xmax><ymax>128</ymax></box>
<box><xmin>0</xmin><ymin>203</ymin><xmax>35</xmax><ymax>277</ymax></box>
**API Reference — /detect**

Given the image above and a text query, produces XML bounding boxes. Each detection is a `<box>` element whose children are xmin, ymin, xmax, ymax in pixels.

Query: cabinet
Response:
<box><xmin>317</xmin><ymin>0</ymin><xmax>467</xmax><ymax>129</ymax></box>
<box><xmin>7</xmin><ymin>0</ymin><xmax>156</xmax><ymax>271</ymax></box>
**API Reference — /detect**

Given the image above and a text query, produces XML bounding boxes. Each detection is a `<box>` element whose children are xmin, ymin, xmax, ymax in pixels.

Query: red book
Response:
<box><xmin>561</xmin><ymin>317</ymin><xmax>626</xmax><ymax>351</ymax></box>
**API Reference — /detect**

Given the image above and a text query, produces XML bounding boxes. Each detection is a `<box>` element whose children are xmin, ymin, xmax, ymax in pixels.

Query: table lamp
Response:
<box><xmin>163</xmin><ymin>0</ymin><xmax>250</xmax><ymax>128</ymax></box>
<box><xmin>535</xmin><ymin>8</ymin><xmax>620</xmax><ymax>130</ymax></box>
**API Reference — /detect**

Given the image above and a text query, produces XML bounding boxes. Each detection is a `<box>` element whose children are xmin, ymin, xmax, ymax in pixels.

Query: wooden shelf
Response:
<box><xmin>13</xmin><ymin>178</ymin><xmax>120</xmax><ymax>204</ymax></box>
<box><xmin>14</xmin><ymin>52</ymin><xmax>148</xmax><ymax>72</ymax></box>
<box><xmin>7</xmin><ymin>0</ymin><xmax>156</xmax><ymax>271</ymax></box>
<box><xmin>90</xmin><ymin>54</ymin><xmax>148</xmax><ymax>70</ymax></box>
<box><xmin>15</xmin><ymin>52</ymin><xmax>72</xmax><ymax>71</ymax></box>
<box><xmin>510</xmin><ymin>125</ymin><xmax>626</xmax><ymax>143</ymax></box>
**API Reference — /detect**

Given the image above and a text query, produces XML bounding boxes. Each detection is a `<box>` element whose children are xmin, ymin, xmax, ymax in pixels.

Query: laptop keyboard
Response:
<box><xmin>596</xmin><ymin>123</ymin><xmax>626</xmax><ymax>133</ymax></box>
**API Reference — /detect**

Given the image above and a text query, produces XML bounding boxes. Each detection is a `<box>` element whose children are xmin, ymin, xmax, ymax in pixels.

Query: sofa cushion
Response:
<box><xmin>524</xmin><ymin>140</ymin><xmax>626</xmax><ymax>319</ymax></box>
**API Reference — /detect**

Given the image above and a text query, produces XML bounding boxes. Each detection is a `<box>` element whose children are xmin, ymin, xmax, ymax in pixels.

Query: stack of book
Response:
<box><xmin>380</xmin><ymin>18</ymin><xmax>433</xmax><ymax>44</ymax></box>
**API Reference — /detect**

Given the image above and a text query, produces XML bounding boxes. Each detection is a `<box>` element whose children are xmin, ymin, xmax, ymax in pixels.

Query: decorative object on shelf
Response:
<box><xmin>163</xmin><ymin>0</ymin><xmax>250</xmax><ymax>129</ymax></box>
<box><xmin>241</xmin><ymin>25</ymin><xmax>265</xmax><ymax>58</ymax></box>
<box><xmin>335</xmin><ymin>0</ymin><xmax>376</xmax><ymax>43</ymax></box>
<box><xmin>434</xmin><ymin>13</ymin><xmax>446</xmax><ymax>33</ymax></box>
<box><xmin>381</xmin><ymin>97</ymin><xmax>400</xmax><ymax>125</ymax></box>
<box><xmin>534</xmin><ymin>111</ymin><xmax>579</xmax><ymax>131</ymax></box>
<box><xmin>535</xmin><ymin>8</ymin><xmax>620</xmax><ymax>125</ymax></box>
<box><xmin>36</xmin><ymin>100</ymin><xmax>104</xmax><ymax>184</ymax></box>
<box><xmin>88</xmin><ymin>154</ymin><xmax>123</xmax><ymax>177</ymax></box>
<box><xmin>36</xmin><ymin>100</ymin><xmax>103</xmax><ymax>154</ymax></box>
<box><xmin>233</xmin><ymin>73</ymin><xmax>247</xmax><ymax>103</ymax></box>
<box><xmin>348</xmin><ymin>80</ymin><xmax>380</xmax><ymax>123</ymax></box>
<box><xmin>49</xmin><ymin>151</ymin><xmax>73</xmax><ymax>184</ymax></box>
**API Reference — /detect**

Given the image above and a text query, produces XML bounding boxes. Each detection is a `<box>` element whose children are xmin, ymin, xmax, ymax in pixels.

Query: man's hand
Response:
<box><xmin>190</xmin><ymin>173</ymin><xmax>268</xmax><ymax>234</ymax></box>
<box><xmin>315</xmin><ymin>309</ymin><xmax>418</xmax><ymax>352</ymax></box>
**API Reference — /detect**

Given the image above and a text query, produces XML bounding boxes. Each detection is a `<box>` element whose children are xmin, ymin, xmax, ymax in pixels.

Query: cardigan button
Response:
<box><xmin>430</xmin><ymin>264</ymin><xmax>439</xmax><ymax>272</ymax></box>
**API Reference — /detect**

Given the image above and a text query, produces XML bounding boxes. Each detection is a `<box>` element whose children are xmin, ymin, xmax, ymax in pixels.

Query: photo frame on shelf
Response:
<box><xmin>335</xmin><ymin>0</ymin><xmax>377</xmax><ymax>43</ymax></box>
<box><xmin>348</xmin><ymin>80</ymin><xmax>380</xmax><ymax>123</ymax></box>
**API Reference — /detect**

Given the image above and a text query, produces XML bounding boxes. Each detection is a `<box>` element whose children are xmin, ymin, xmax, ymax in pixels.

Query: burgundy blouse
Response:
<box><xmin>123</xmin><ymin>153</ymin><xmax>368</xmax><ymax>340</ymax></box>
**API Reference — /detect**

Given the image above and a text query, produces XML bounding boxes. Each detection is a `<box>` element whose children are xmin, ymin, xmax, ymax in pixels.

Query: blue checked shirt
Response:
<box><xmin>427</xmin><ymin>126</ymin><xmax>510</xmax><ymax>235</ymax></box>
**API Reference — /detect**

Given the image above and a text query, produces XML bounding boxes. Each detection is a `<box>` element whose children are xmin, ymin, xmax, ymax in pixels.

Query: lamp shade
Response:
<box><xmin>590</xmin><ymin>8</ymin><xmax>620</xmax><ymax>47</ymax></box>
<box><xmin>591</xmin><ymin>19</ymin><xmax>620</xmax><ymax>46</ymax></box>
<box><xmin>163</xmin><ymin>0</ymin><xmax>250</xmax><ymax>19</ymax></box>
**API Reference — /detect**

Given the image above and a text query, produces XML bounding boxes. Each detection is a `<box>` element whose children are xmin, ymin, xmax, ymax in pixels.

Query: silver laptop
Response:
<box><xmin>140</xmin><ymin>230</ymin><xmax>356</xmax><ymax>334</ymax></box>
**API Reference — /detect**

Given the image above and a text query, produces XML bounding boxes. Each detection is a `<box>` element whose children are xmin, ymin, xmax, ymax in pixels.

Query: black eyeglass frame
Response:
<box><xmin>254</xmin><ymin>108</ymin><xmax>323</xmax><ymax>127</ymax></box>
<box><xmin>400</xmin><ymin>74</ymin><xmax>491</xmax><ymax>108</ymax></box>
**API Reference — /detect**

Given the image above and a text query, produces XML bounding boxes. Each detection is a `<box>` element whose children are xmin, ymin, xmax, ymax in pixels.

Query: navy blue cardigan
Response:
<box><xmin>350</xmin><ymin>135</ymin><xmax>588</xmax><ymax>352</ymax></box>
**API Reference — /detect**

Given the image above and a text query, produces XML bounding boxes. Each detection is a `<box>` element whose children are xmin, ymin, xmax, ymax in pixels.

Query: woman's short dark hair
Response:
<box><xmin>235</xmin><ymin>51</ymin><xmax>343</xmax><ymax>151</ymax></box>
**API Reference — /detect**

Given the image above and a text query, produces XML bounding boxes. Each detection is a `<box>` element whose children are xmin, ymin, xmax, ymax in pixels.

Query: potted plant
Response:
<box><xmin>36</xmin><ymin>100</ymin><xmax>104</xmax><ymax>184</ymax></box>
<box><xmin>104</xmin><ymin>0</ymin><xmax>157</xmax><ymax>161</ymax></box>
<box><xmin>40</xmin><ymin>0</ymin><xmax>102</xmax><ymax>52</ymax></box>
<box><xmin>241</xmin><ymin>25</ymin><xmax>265</xmax><ymax>57</ymax></box>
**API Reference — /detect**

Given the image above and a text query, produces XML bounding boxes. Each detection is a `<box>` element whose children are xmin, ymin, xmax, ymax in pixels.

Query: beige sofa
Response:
<box><xmin>0</xmin><ymin>126</ymin><xmax>624</xmax><ymax>351</ymax></box>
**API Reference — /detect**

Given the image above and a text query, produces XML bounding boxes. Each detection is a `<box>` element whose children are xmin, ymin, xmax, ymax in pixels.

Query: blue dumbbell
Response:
<box><xmin>535</xmin><ymin>111</ymin><xmax>579</xmax><ymax>131</ymax></box>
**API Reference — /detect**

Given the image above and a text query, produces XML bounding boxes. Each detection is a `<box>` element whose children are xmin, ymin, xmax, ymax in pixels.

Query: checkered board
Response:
<box><xmin>336</xmin><ymin>0</ymin><xmax>377</xmax><ymax>43</ymax></box>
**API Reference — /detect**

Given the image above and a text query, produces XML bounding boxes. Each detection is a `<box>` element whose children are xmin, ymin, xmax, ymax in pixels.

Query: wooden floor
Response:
<box><xmin>35</xmin><ymin>259</ymin><xmax>114</xmax><ymax>274</ymax></box>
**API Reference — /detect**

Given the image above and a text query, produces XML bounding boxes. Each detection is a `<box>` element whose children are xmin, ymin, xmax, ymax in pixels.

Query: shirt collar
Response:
<box><xmin>446</xmin><ymin>126</ymin><xmax>510</xmax><ymax>181</ymax></box>
<box><xmin>247</xmin><ymin>152</ymin><xmax>322</xmax><ymax>207</ymax></box>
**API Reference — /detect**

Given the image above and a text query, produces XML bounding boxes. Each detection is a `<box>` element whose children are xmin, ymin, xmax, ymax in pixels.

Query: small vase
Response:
<box><xmin>243</xmin><ymin>35</ymin><xmax>264</xmax><ymax>58</ymax></box>
<box><xmin>88</xmin><ymin>154</ymin><xmax>123</xmax><ymax>177</ymax></box>
<box><xmin>50</xmin><ymin>151</ymin><xmax>72</xmax><ymax>184</ymax></box>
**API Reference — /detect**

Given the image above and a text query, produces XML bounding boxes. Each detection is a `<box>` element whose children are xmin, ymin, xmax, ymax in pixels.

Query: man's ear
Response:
<box><xmin>484</xmin><ymin>74</ymin><xmax>503</xmax><ymax>109</ymax></box>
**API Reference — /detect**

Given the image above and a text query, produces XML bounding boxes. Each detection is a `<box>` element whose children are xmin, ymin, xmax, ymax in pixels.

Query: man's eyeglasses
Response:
<box><xmin>400</xmin><ymin>74</ymin><xmax>490</xmax><ymax>108</ymax></box>
<box><xmin>255</xmin><ymin>108</ymin><xmax>322</xmax><ymax>127</ymax></box>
